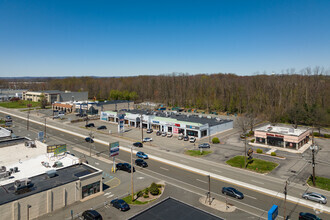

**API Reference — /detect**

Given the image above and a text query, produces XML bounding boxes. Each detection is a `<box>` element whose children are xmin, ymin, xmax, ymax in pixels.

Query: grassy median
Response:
<box><xmin>185</xmin><ymin>150</ymin><xmax>212</xmax><ymax>157</ymax></box>
<box><xmin>226</xmin><ymin>156</ymin><xmax>278</xmax><ymax>173</ymax></box>
<box><xmin>307</xmin><ymin>176</ymin><xmax>330</xmax><ymax>191</ymax></box>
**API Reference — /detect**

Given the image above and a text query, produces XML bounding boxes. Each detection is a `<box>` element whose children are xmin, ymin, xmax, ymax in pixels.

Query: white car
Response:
<box><xmin>189</xmin><ymin>136</ymin><xmax>196</xmax><ymax>143</ymax></box>
<box><xmin>143</xmin><ymin>137</ymin><xmax>153</xmax><ymax>142</ymax></box>
<box><xmin>167</xmin><ymin>132</ymin><xmax>173</xmax><ymax>138</ymax></box>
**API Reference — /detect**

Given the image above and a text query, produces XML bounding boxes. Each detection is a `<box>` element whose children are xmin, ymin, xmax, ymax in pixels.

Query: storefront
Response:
<box><xmin>82</xmin><ymin>181</ymin><xmax>101</xmax><ymax>199</ymax></box>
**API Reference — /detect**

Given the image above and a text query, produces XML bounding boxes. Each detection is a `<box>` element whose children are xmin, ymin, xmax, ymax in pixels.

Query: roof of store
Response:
<box><xmin>256</xmin><ymin>124</ymin><xmax>309</xmax><ymax>136</ymax></box>
<box><xmin>129</xmin><ymin>197</ymin><xmax>222</xmax><ymax>220</ymax></box>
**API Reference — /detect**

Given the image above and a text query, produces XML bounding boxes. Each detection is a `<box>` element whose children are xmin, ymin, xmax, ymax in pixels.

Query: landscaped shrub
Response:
<box><xmin>157</xmin><ymin>184</ymin><xmax>162</xmax><ymax>188</ymax></box>
<box><xmin>137</xmin><ymin>191</ymin><xmax>143</xmax><ymax>198</ymax></box>
<box><xmin>144</xmin><ymin>188</ymin><xmax>149</xmax><ymax>195</ymax></box>
<box><xmin>143</xmin><ymin>194</ymin><xmax>149</xmax><ymax>198</ymax></box>
<box><xmin>149</xmin><ymin>185</ymin><xmax>160</xmax><ymax>196</ymax></box>
<box><xmin>271</xmin><ymin>152</ymin><xmax>276</xmax><ymax>156</ymax></box>
<box><xmin>250</xmin><ymin>139</ymin><xmax>255</xmax><ymax>143</ymax></box>
<box><xmin>248</xmin><ymin>131</ymin><xmax>254</xmax><ymax>136</ymax></box>
<box><xmin>212</xmin><ymin>137</ymin><xmax>220</xmax><ymax>144</ymax></box>
<box><xmin>313</xmin><ymin>132</ymin><xmax>320</xmax><ymax>137</ymax></box>
<box><xmin>323</xmin><ymin>134</ymin><xmax>330</xmax><ymax>138</ymax></box>
<box><xmin>256</xmin><ymin>149</ymin><xmax>263</xmax><ymax>153</ymax></box>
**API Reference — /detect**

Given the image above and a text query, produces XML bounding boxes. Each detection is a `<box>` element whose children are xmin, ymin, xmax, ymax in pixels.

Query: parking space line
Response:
<box><xmin>160</xmin><ymin>167</ymin><xmax>169</xmax><ymax>171</ymax></box>
<box><xmin>251</xmin><ymin>180</ymin><xmax>264</xmax><ymax>185</ymax></box>
<box><xmin>245</xmin><ymin>194</ymin><xmax>257</xmax><ymax>200</ymax></box>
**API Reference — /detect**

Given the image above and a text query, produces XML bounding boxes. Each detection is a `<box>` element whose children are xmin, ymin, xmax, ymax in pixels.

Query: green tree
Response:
<box><xmin>39</xmin><ymin>93</ymin><xmax>48</xmax><ymax>109</ymax></box>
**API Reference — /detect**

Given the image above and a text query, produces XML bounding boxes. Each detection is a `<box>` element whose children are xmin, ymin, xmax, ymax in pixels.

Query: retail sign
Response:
<box><xmin>152</xmin><ymin>121</ymin><xmax>159</xmax><ymax>124</ymax></box>
<box><xmin>118</xmin><ymin>112</ymin><xmax>125</xmax><ymax>133</ymax></box>
<box><xmin>175</xmin><ymin>123</ymin><xmax>180</xmax><ymax>127</ymax></box>
<box><xmin>54</xmin><ymin>144</ymin><xmax>67</xmax><ymax>155</ymax></box>
<box><xmin>266</xmin><ymin>133</ymin><xmax>275</xmax><ymax>136</ymax></box>
<box><xmin>173</xmin><ymin>127</ymin><xmax>179</xmax><ymax>134</ymax></box>
<box><xmin>38</xmin><ymin>131</ymin><xmax>44</xmax><ymax>142</ymax></box>
<box><xmin>186</xmin><ymin>125</ymin><xmax>199</xmax><ymax>130</ymax></box>
<box><xmin>267</xmin><ymin>205</ymin><xmax>278</xmax><ymax>220</ymax></box>
<box><xmin>109</xmin><ymin>142</ymin><xmax>119</xmax><ymax>157</ymax></box>
<box><xmin>47</xmin><ymin>145</ymin><xmax>57</xmax><ymax>153</ymax></box>
<box><xmin>275</xmin><ymin>135</ymin><xmax>284</xmax><ymax>138</ymax></box>
<box><xmin>101</xmin><ymin>112</ymin><xmax>108</xmax><ymax>120</ymax></box>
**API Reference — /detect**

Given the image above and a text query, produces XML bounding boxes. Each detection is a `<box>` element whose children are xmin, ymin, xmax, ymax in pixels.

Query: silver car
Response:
<box><xmin>302</xmin><ymin>192</ymin><xmax>327</xmax><ymax>204</ymax></box>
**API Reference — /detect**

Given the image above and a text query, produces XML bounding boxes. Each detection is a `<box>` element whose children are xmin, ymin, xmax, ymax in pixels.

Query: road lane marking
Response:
<box><xmin>196</xmin><ymin>179</ymin><xmax>208</xmax><ymax>184</ymax></box>
<box><xmin>211</xmin><ymin>169</ymin><xmax>222</xmax><ymax>173</ymax></box>
<box><xmin>60</xmin><ymin>133</ymin><xmax>64</xmax><ymax>136</ymax></box>
<box><xmin>160</xmin><ymin>167</ymin><xmax>169</xmax><ymax>171</ymax></box>
<box><xmin>251</xmin><ymin>180</ymin><xmax>264</xmax><ymax>185</ymax></box>
<box><xmin>180</xmin><ymin>159</ymin><xmax>189</xmax><ymax>163</ymax></box>
<box><xmin>245</xmin><ymin>194</ymin><xmax>257</xmax><ymax>200</ymax></box>
<box><xmin>74</xmin><ymin>138</ymin><xmax>79</xmax><ymax>141</ymax></box>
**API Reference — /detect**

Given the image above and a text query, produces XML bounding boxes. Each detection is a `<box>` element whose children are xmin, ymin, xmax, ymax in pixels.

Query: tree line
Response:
<box><xmin>1</xmin><ymin>67</ymin><xmax>329</xmax><ymax>127</ymax></box>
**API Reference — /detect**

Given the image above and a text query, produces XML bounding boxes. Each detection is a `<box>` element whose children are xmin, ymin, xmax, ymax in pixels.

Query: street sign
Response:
<box><xmin>38</xmin><ymin>131</ymin><xmax>44</xmax><ymax>142</ymax></box>
<box><xmin>109</xmin><ymin>142</ymin><xmax>119</xmax><ymax>157</ymax></box>
<box><xmin>268</xmin><ymin>205</ymin><xmax>278</xmax><ymax>220</ymax></box>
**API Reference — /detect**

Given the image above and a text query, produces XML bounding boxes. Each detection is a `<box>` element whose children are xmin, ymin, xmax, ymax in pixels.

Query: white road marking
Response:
<box><xmin>245</xmin><ymin>194</ymin><xmax>257</xmax><ymax>200</ymax></box>
<box><xmin>60</xmin><ymin>133</ymin><xmax>64</xmax><ymax>136</ymax></box>
<box><xmin>137</xmin><ymin>177</ymin><xmax>145</xmax><ymax>180</ymax></box>
<box><xmin>251</xmin><ymin>180</ymin><xmax>264</xmax><ymax>185</ymax></box>
<box><xmin>160</xmin><ymin>167</ymin><xmax>169</xmax><ymax>171</ymax></box>
<box><xmin>74</xmin><ymin>138</ymin><xmax>79</xmax><ymax>141</ymax></box>
<box><xmin>211</xmin><ymin>169</ymin><xmax>222</xmax><ymax>173</ymax></box>
<box><xmin>95</xmin><ymin>162</ymin><xmax>99</xmax><ymax>165</ymax></box>
<box><xmin>107</xmin><ymin>195</ymin><xmax>114</xmax><ymax>198</ymax></box>
<box><xmin>196</xmin><ymin>178</ymin><xmax>208</xmax><ymax>184</ymax></box>
<box><xmin>180</xmin><ymin>159</ymin><xmax>189</xmax><ymax>163</ymax></box>
<box><xmin>104</xmin><ymin>192</ymin><xmax>111</xmax><ymax>196</ymax></box>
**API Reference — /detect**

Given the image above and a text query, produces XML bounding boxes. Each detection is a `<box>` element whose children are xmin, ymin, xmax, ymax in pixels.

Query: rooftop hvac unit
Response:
<box><xmin>0</xmin><ymin>166</ymin><xmax>6</xmax><ymax>172</ymax></box>
<box><xmin>14</xmin><ymin>178</ymin><xmax>33</xmax><ymax>194</ymax></box>
<box><xmin>46</xmin><ymin>170</ymin><xmax>57</xmax><ymax>178</ymax></box>
<box><xmin>25</xmin><ymin>141</ymin><xmax>36</xmax><ymax>148</ymax></box>
<box><xmin>289</xmin><ymin>128</ymin><xmax>294</xmax><ymax>133</ymax></box>
<box><xmin>199</xmin><ymin>115</ymin><xmax>202</xmax><ymax>118</ymax></box>
<box><xmin>0</xmin><ymin>171</ymin><xmax>11</xmax><ymax>179</ymax></box>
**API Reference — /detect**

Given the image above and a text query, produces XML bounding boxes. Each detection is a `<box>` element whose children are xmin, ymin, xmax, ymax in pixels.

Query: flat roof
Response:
<box><xmin>256</xmin><ymin>124</ymin><xmax>309</xmax><ymax>136</ymax></box>
<box><xmin>0</xmin><ymin>164</ymin><xmax>98</xmax><ymax>205</ymax></box>
<box><xmin>129</xmin><ymin>197</ymin><xmax>223</xmax><ymax>220</ymax></box>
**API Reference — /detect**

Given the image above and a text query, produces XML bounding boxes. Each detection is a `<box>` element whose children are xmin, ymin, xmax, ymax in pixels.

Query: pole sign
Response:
<box><xmin>118</xmin><ymin>112</ymin><xmax>125</xmax><ymax>133</ymax></box>
<box><xmin>38</xmin><ymin>131</ymin><xmax>44</xmax><ymax>142</ymax></box>
<box><xmin>109</xmin><ymin>142</ymin><xmax>119</xmax><ymax>157</ymax></box>
<box><xmin>268</xmin><ymin>205</ymin><xmax>278</xmax><ymax>220</ymax></box>
<box><xmin>54</xmin><ymin>144</ymin><xmax>67</xmax><ymax>156</ymax></box>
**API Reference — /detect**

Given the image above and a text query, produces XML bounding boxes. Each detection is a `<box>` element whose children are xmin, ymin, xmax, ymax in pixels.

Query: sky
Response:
<box><xmin>0</xmin><ymin>0</ymin><xmax>329</xmax><ymax>77</ymax></box>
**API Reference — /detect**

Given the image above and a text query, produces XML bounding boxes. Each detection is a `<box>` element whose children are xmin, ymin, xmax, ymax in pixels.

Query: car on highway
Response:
<box><xmin>189</xmin><ymin>136</ymin><xmax>196</xmax><ymax>143</ymax></box>
<box><xmin>146</xmin><ymin>128</ymin><xmax>153</xmax><ymax>134</ymax></box>
<box><xmin>136</xmin><ymin>151</ymin><xmax>148</xmax><ymax>159</ymax></box>
<box><xmin>302</xmin><ymin>192</ymin><xmax>327</xmax><ymax>204</ymax></box>
<box><xmin>167</xmin><ymin>132</ymin><xmax>173</xmax><ymax>138</ymax></box>
<box><xmin>161</xmin><ymin>132</ymin><xmax>167</xmax><ymax>137</ymax></box>
<box><xmin>198</xmin><ymin>143</ymin><xmax>210</xmax><ymax>148</ymax></box>
<box><xmin>183</xmin><ymin>136</ymin><xmax>189</xmax><ymax>141</ymax></box>
<box><xmin>116</xmin><ymin>163</ymin><xmax>135</xmax><ymax>173</ymax></box>
<box><xmin>299</xmin><ymin>212</ymin><xmax>321</xmax><ymax>220</ymax></box>
<box><xmin>82</xmin><ymin>210</ymin><xmax>103</xmax><ymax>220</ymax></box>
<box><xmin>143</xmin><ymin>137</ymin><xmax>152</xmax><ymax>142</ymax></box>
<box><xmin>111</xmin><ymin>199</ymin><xmax>130</xmax><ymax>211</ymax></box>
<box><xmin>156</xmin><ymin>131</ymin><xmax>162</xmax><ymax>136</ymax></box>
<box><xmin>97</xmin><ymin>125</ymin><xmax>107</xmax><ymax>130</ymax></box>
<box><xmin>133</xmin><ymin>142</ymin><xmax>143</xmax><ymax>148</ymax></box>
<box><xmin>135</xmin><ymin>159</ymin><xmax>148</xmax><ymax>167</ymax></box>
<box><xmin>222</xmin><ymin>187</ymin><xmax>244</xmax><ymax>199</ymax></box>
<box><xmin>85</xmin><ymin>123</ymin><xmax>95</xmax><ymax>128</ymax></box>
<box><xmin>85</xmin><ymin>137</ymin><xmax>94</xmax><ymax>143</ymax></box>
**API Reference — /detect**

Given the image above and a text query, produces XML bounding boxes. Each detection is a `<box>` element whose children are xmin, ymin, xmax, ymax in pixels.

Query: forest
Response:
<box><xmin>1</xmin><ymin>67</ymin><xmax>329</xmax><ymax>127</ymax></box>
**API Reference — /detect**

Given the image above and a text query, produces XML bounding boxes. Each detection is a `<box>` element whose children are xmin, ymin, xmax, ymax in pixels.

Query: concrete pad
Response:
<box><xmin>199</xmin><ymin>196</ymin><xmax>236</xmax><ymax>212</ymax></box>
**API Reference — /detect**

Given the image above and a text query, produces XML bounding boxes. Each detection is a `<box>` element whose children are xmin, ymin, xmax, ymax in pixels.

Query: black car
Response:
<box><xmin>111</xmin><ymin>199</ymin><xmax>130</xmax><ymax>211</ymax></box>
<box><xmin>85</xmin><ymin>137</ymin><xmax>94</xmax><ymax>143</ymax></box>
<box><xmin>183</xmin><ymin>136</ymin><xmax>189</xmax><ymax>141</ymax></box>
<box><xmin>85</xmin><ymin>123</ymin><xmax>95</xmax><ymax>128</ymax></box>
<box><xmin>222</xmin><ymin>187</ymin><xmax>244</xmax><ymax>199</ymax></box>
<box><xmin>198</xmin><ymin>143</ymin><xmax>210</xmax><ymax>148</ymax></box>
<box><xmin>146</xmin><ymin>128</ymin><xmax>153</xmax><ymax>134</ymax></box>
<box><xmin>299</xmin><ymin>212</ymin><xmax>321</xmax><ymax>220</ymax></box>
<box><xmin>135</xmin><ymin>159</ymin><xmax>148</xmax><ymax>167</ymax></box>
<box><xmin>133</xmin><ymin>142</ymin><xmax>143</xmax><ymax>148</ymax></box>
<box><xmin>97</xmin><ymin>125</ymin><xmax>107</xmax><ymax>130</ymax></box>
<box><xmin>116</xmin><ymin>163</ymin><xmax>135</xmax><ymax>173</ymax></box>
<box><xmin>156</xmin><ymin>131</ymin><xmax>162</xmax><ymax>136</ymax></box>
<box><xmin>82</xmin><ymin>210</ymin><xmax>103</xmax><ymax>220</ymax></box>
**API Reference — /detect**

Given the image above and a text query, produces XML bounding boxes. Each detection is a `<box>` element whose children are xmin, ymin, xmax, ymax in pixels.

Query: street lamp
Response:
<box><xmin>310</xmin><ymin>145</ymin><xmax>318</xmax><ymax>186</ymax></box>
<box><xmin>130</xmin><ymin>145</ymin><xmax>134</xmax><ymax>201</ymax></box>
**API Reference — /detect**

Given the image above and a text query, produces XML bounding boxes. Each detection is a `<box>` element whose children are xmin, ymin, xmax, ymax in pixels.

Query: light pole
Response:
<box><xmin>44</xmin><ymin>118</ymin><xmax>46</xmax><ymax>140</ymax></box>
<box><xmin>284</xmin><ymin>181</ymin><xmax>288</xmax><ymax>220</ymax></box>
<box><xmin>130</xmin><ymin>146</ymin><xmax>134</xmax><ymax>201</ymax></box>
<box><xmin>310</xmin><ymin>145</ymin><xmax>317</xmax><ymax>186</ymax></box>
<box><xmin>89</xmin><ymin>130</ymin><xmax>94</xmax><ymax>157</ymax></box>
<box><xmin>141</xmin><ymin>114</ymin><xmax>143</xmax><ymax>143</ymax></box>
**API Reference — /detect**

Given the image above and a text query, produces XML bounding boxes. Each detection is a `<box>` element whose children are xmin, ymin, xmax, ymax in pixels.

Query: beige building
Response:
<box><xmin>22</xmin><ymin>90</ymin><xmax>88</xmax><ymax>103</ymax></box>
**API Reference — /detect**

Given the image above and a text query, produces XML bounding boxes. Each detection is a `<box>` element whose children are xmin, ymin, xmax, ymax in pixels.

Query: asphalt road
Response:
<box><xmin>2</xmin><ymin>111</ymin><xmax>329</xmax><ymax>220</ymax></box>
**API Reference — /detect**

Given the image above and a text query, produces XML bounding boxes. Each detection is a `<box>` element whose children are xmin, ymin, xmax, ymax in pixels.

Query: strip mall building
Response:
<box><xmin>100</xmin><ymin>110</ymin><xmax>233</xmax><ymax>138</ymax></box>
<box><xmin>254</xmin><ymin>124</ymin><xmax>310</xmax><ymax>150</ymax></box>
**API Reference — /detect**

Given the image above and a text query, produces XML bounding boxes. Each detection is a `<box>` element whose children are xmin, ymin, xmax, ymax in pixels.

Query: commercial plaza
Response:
<box><xmin>100</xmin><ymin>110</ymin><xmax>233</xmax><ymax>138</ymax></box>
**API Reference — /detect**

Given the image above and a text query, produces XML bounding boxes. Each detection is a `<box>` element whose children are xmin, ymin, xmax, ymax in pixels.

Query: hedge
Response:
<box><xmin>256</xmin><ymin>149</ymin><xmax>263</xmax><ymax>153</ymax></box>
<box><xmin>212</xmin><ymin>137</ymin><xmax>220</xmax><ymax>144</ymax></box>
<box><xmin>271</xmin><ymin>152</ymin><xmax>276</xmax><ymax>156</ymax></box>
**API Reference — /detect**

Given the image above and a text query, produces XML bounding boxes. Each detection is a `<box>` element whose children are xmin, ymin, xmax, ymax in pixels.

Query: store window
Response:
<box><xmin>82</xmin><ymin>181</ymin><xmax>100</xmax><ymax>199</ymax></box>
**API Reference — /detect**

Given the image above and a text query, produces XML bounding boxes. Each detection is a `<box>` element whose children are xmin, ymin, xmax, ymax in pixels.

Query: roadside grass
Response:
<box><xmin>0</xmin><ymin>100</ymin><xmax>40</xmax><ymax>108</ymax></box>
<box><xmin>185</xmin><ymin>150</ymin><xmax>212</xmax><ymax>157</ymax></box>
<box><xmin>307</xmin><ymin>176</ymin><xmax>330</xmax><ymax>191</ymax></box>
<box><xmin>226</xmin><ymin>156</ymin><xmax>278</xmax><ymax>173</ymax></box>
<box><xmin>122</xmin><ymin>195</ymin><xmax>151</xmax><ymax>205</ymax></box>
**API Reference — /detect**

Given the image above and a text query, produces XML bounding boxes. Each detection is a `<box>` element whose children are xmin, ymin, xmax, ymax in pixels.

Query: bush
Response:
<box><xmin>248</xmin><ymin>131</ymin><xmax>254</xmax><ymax>136</ymax></box>
<box><xmin>143</xmin><ymin>194</ymin><xmax>149</xmax><ymax>198</ymax></box>
<box><xmin>144</xmin><ymin>188</ymin><xmax>149</xmax><ymax>195</ymax></box>
<box><xmin>157</xmin><ymin>184</ymin><xmax>162</xmax><ymax>188</ymax></box>
<box><xmin>271</xmin><ymin>152</ymin><xmax>276</xmax><ymax>156</ymax></box>
<box><xmin>256</xmin><ymin>149</ymin><xmax>263</xmax><ymax>153</ymax></box>
<box><xmin>250</xmin><ymin>139</ymin><xmax>255</xmax><ymax>143</ymax></box>
<box><xmin>212</xmin><ymin>137</ymin><xmax>220</xmax><ymax>144</ymax></box>
<box><xmin>149</xmin><ymin>186</ymin><xmax>160</xmax><ymax>196</ymax></box>
<box><xmin>323</xmin><ymin>134</ymin><xmax>330</xmax><ymax>138</ymax></box>
<box><xmin>137</xmin><ymin>191</ymin><xmax>143</xmax><ymax>198</ymax></box>
<box><xmin>313</xmin><ymin>132</ymin><xmax>320</xmax><ymax>137</ymax></box>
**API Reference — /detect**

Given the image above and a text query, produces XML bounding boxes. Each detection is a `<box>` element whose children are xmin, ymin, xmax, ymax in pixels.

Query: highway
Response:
<box><xmin>1</xmin><ymin>109</ymin><xmax>329</xmax><ymax>220</ymax></box>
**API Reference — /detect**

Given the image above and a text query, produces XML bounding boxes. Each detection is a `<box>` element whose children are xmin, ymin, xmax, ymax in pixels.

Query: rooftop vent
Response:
<box><xmin>0</xmin><ymin>166</ymin><xmax>6</xmax><ymax>172</ymax></box>
<box><xmin>46</xmin><ymin>170</ymin><xmax>57</xmax><ymax>178</ymax></box>
<box><xmin>199</xmin><ymin>115</ymin><xmax>202</xmax><ymax>118</ymax></box>
<box><xmin>289</xmin><ymin>128</ymin><xmax>294</xmax><ymax>133</ymax></box>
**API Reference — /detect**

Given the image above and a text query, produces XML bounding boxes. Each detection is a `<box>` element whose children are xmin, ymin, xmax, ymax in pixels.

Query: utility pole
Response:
<box><xmin>284</xmin><ymin>180</ymin><xmax>288</xmax><ymax>220</ymax></box>
<box><xmin>89</xmin><ymin>130</ymin><xmax>93</xmax><ymax>157</ymax></box>
<box><xmin>208</xmin><ymin>123</ymin><xmax>211</xmax><ymax>143</ymax></box>
<box><xmin>44</xmin><ymin>118</ymin><xmax>46</xmax><ymax>140</ymax></box>
<box><xmin>141</xmin><ymin>114</ymin><xmax>143</xmax><ymax>142</ymax></box>
<box><xmin>244</xmin><ymin>132</ymin><xmax>247</xmax><ymax>168</ymax></box>
<box><xmin>131</xmin><ymin>146</ymin><xmax>134</xmax><ymax>201</ymax></box>
<box><xmin>208</xmin><ymin>175</ymin><xmax>211</xmax><ymax>205</ymax></box>
<box><xmin>27</xmin><ymin>108</ymin><xmax>30</xmax><ymax>131</ymax></box>
<box><xmin>311</xmin><ymin>129</ymin><xmax>316</xmax><ymax>186</ymax></box>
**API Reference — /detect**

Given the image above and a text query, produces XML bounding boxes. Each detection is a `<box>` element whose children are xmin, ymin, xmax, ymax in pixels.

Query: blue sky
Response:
<box><xmin>0</xmin><ymin>0</ymin><xmax>329</xmax><ymax>77</ymax></box>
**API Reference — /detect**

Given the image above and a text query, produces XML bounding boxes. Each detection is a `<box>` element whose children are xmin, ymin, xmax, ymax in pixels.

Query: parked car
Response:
<box><xmin>178</xmin><ymin>134</ymin><xmax>183</xmax><ymax>140</ymax></box>
<box><xmin>189</xmin><ymin>136</ymin><xmax>196</xmax><ymax>143</ymax></box>
<box><xmin>133</xmin><ymin>142</ymin><xmax>143</xmax><ymax>148</ymax></box>
<box><xmin>198</xmin><ymin>143</ymin><xmax>210</xmax><ymax>148</ymax></box>
<box><xmin>156</xmin><ymin>131</ymin><xmax>162</xmax><ymax>136</ymax></box>
<box><xmin>161</xmin><ymin>132</ymin><xmax>167</xmax><ymax>137</ymax></box>
<box><xmin>135</xmin><ymin>159</ymin><xmax>148</xmax><ymax>167</ymax></box>
<box><xmin>85</xmin><ymin>137</ymin><xmax>94</xmax><ymax>143</ymax></box>
<box><xmin>302</xmin><ymin>192</ymin><xmax>327</xmax><ymax>204</ymax></box>
<box><xmin>6</xmin><ymin>115</ymin><xmax>11</xmax><ymax>120</ymax></box>
<box><xmin>183</xmin><ymin>136</ymin><xmax>189</xmax><ymax>141</ymax></box>
<box><xmin>111</xmin><ymin>199</ymin><xmax>130</xmax><ymax>211</ymax></box>
<box><xmin>97</xmin><ymin>125</ymin><xmax>107</xmax><ymax>130</ymax></box>
<box><xmin>82</xmin><ymin>210</ymin><xmax>103</xmax><ymax>220</ymax></box>
<box><xmin>116</xmin><ymin>163</ymin><xmax>135</xmax><ymax>173</ymax></box>
<box><xmin>143</xmin><ymin>137</ymin><xmax>153</xmax><ymax>142</ymax></box>
<box><xmin>136</xmin><ymin>151</ymin><xmax>148</xmax><ymax>159</ymax></box>
<box><xmin>167</xmin><ymin>132</ymin><xmax>173</xmax><ymax>138</ymax></box>
<box><xmin>222</xmin><ymin>187</ymin><xmax>244</xmax><ymax>199</ymax></box>
<box><xmin>146</xmin><ymin>128</ymin><xmax>153</xmax><ymax>134</ymax></box>
<box><xmin>299</xmin><ymin>212</ymin><xmax>321</xmax><ymax>220</ymax></box>
<box><xmin>85</xmin><ymin>123</ymin><xmax>95</xmax><ymax>128</ymax></box>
